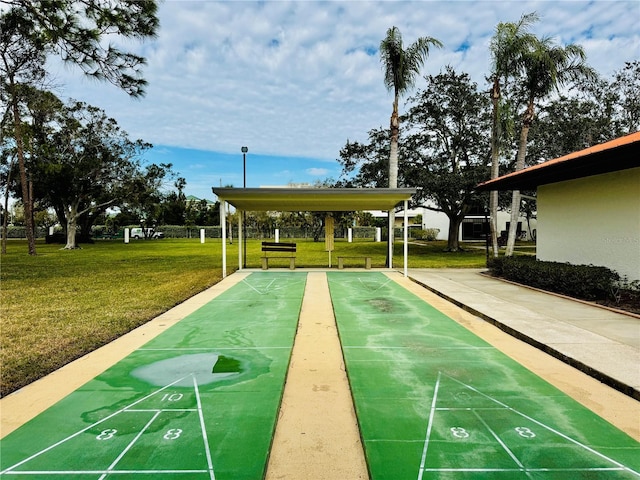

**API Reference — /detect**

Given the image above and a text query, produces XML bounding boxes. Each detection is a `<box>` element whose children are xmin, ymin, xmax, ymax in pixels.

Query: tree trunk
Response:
<box><xmin>2</xmin><ymin>158</ymin><xmax>13</xmax><ymax>254</ymax></box>
<box><xmin>387</xmin><ymin>97</ymin><xmax>400</xmax><ymax>267</ymax></box>
<box><xmin>505</xmin><ymin>99</ymin><xmax>534</xmax><ymax>256</ymax></box>
<box><xmin>445</xmin><ymin>215</ymin><xmax>463</xmax><ymax>252</ymax></box>
<box><xmin>64</xmin><ymin>204</ymin><xmax>80</xmax><ymax>249</ymax></box>
<box><xmin>11</xmin><ymin>90</ymin><xmax>36</xmax><ymax>255</ymax></box>
<box><xmin>489</xmin><ymin>77</ymin><xmax>500</xmax><ymax>257</ymax></box>
<box><xmin>389</xmin><ymin>106</ymin><xmax>399</xmax><ymax>189</ymax></box>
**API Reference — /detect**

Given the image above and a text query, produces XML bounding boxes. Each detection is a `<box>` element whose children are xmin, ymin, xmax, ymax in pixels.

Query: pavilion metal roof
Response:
<box><xmin>211</xmin><ymin>187</ymin><xmax>417</xmax><ymax>211</ymax></box>
<box><xmin>476</xmin><ymin>131</ymin><xmax>640</xmax><ymax>191</ymax></box>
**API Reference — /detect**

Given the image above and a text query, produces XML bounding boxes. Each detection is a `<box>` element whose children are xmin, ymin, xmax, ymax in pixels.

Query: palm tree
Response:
<box><xmin>504</xmin><ymin>37</ymin><xmax>595</xmax><ymax>255</ymax></box>
<box><xmin>488</xmin><ymin>13</ymin><xmax>538</xmax><ymax>257</ymax></box>
<box><xmin>380</xmin><ymin>26</ymin><xmax>441</xmax><ymax>265</ymax></box>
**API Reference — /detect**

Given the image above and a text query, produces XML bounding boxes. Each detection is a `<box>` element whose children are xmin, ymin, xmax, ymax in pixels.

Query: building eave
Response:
<box><xmin>476</xmin><ymin>131</ymin><xmax>640</xmax><ymax>191</ymax></box>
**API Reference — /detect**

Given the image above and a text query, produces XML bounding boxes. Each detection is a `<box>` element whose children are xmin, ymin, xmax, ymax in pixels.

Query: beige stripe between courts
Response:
<box><xmin>266</xmin><ymin>272</ymin><xmax>369</xmax><ymax>480</ymax></box>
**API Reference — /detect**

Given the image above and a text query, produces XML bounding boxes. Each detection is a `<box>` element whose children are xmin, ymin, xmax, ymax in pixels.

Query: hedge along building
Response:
<box><xmin>477</xmin><ymin>131</ymin><xmax>640</xmax><ymax>283</ymax></box>
<box><xmin>211</xmin><ymin>187</ymin><xmax>416</xmax><ymax>277</ymax></box>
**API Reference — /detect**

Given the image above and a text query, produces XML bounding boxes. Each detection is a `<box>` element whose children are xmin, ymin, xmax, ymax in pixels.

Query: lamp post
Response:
<box><xmin>242</xmin><ymin>146</ymin><xmax>248</xmax><ymax>188</ymax></box>
<box><xmin>241</xmin><ymin>147</ymin><xmax>248</xmax><ymax>268</ymax></box>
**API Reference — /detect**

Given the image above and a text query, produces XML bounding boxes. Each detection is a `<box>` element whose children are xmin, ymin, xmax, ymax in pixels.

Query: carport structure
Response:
<box><xmin>211</xmin><ymin>187</ymin><xmax>417</xmax><ymax>277</ymax></box>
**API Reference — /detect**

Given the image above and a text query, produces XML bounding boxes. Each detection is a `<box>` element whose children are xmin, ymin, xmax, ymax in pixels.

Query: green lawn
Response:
<box><xmin>0</xmin><ymin>237</ymin><xmax>503</xmax><ymax>397</ymax></box>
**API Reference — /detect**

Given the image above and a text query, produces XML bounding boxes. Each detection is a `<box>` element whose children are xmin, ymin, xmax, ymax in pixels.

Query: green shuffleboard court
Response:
<box><xmin>327</xmin><ymin>272</ymin><xmax>640</xmax><ymax>480</ymax></box>
<box><xmin>0</xmin><ymin>272</ymin><xmax>307</xmax><ymax>480</ymax></box>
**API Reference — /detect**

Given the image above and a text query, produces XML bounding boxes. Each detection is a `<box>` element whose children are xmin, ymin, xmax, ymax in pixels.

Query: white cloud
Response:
<box><xmin>52</xmin><ymin>0</ymin><xmax>639</xmax><ymax>164</ymax></box>
<box><xmin>307</xmin><ymin>167</ymin><xmax>329</xmax><ymax>176</ymax></box>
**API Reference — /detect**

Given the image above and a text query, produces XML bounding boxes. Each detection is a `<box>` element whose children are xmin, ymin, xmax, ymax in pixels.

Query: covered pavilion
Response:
<box><xmin>211</xmin><ymin>187</ymin><xmax>417</xmax><ymax>277</ymax></box>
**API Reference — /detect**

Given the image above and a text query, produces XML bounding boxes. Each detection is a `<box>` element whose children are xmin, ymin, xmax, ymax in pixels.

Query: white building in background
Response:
<box><xmin>368</xmin><ymin>205</ymin><xmax>535</xmax><ymax>242</ymax></box>
<box><xmin>477</xmin><ymin>131</ymin><xmax>640</xmax><ymax>282</ymax></box>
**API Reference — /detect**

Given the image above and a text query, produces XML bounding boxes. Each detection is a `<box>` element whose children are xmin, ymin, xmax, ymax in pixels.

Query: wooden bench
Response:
<box><xmin>337</xmin><ymin>256</ymin><xmax>371</xmax><ymax>270</ymax></box>
<box><xmin>261</xmin><ymin>242</ymin><xmax>296</xmax><ymax>270</ymax></box>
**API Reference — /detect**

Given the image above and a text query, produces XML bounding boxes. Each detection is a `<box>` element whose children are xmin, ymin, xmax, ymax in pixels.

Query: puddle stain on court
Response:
<box><xmin>130</xmin><ymin>353</ymin><xmax>250</xmax><ymax>387</ymax></box>
<box><xmin>366</xmin><ymin>297</ymin><xmax>395</xmax><ymax>313</ymax></box>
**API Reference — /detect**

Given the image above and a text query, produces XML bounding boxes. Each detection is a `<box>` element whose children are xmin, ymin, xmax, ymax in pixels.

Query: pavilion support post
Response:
<box><xmin>220</xmin><ymin>199</ymin><xmax>227</xmax><ymax>278</ymax></box>
<box><xmin>388</xmin><ymin>209</ymin><xmax>393</xmax><ymax>268</ymax></box>
<box><xmin>238</xmin><ymin>212</ymin><xmax>243</xmax><ymax>270</ymax></box>
<box><xmin>403</xmin><ymin>200</ymin><xmax>408</xmax><ymax>277</ymax></box>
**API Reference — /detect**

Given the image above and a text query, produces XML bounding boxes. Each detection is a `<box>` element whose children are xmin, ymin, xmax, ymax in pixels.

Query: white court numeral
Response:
<box><xmin>163</xmin><ymin>428</ymin><xmax>183</xmax><ymax>440</ymax></box>
<box><xmin>161</xmin><ymin>393</ymin><xmax>183</xmax><ymax>402</ymax></box>
<box><xmin>515</xmin><ymin>427</ymin><xmax>536</xmax><ymax>438</ymax></box>
<box><xmin>450</xmin><ymin>427</ymin><xmax>469</xmax><ymax>439</ymax></box>
<box><xmin>96</xmin><ymin>429</ymin><xmax>117</xmax><ymax>441</ymax></box>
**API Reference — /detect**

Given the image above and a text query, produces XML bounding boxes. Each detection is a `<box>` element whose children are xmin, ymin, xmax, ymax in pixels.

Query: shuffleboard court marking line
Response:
<box><xmin>420</xmin><ymin>467</ymin><xmax>628</xmax><ymax>472</ymax></box>
<box><xmin>1</xmin><ymin>373</ymin><xmax>219</xmax><ymax>479</ymax></box>
<box><xmin>137</xmin><ymin>347</ymin><xmax>291</xmax><ymax>351</ymax></box>
<box><xmin>343</xmin><ymin>346</ymin><xmax>494</xmax><ymax>350</ymax></box>
<box><xmin>357</xmin><ymin>277</ymin><xmax>392</xmax><ymax>292</ymax></box>
<box><xmin>436</xmin><ymin>407</ymin><xmax>505</xmax><ymax>411</ymax></box>
<box><xmin>416</xmin><ymin>371</ymin><xmax>441</xmax><ymax>480</ymax></box>
<box><xmin>4</xmin><ymin>467</ymin><xmax>627</xmax><ymax>475</ymax></box>
<box><xmin>414</xmin><ymin>371</ymin><xmax>640</xmax><ymax>478</ymax></box>
<box><xmin>3</xmin><ymin>470</ymin><xmax>212</xmax><ymax>475</ymax></box>
<box><xmin>242</xmin><ymin>278</ymin><xmax>276</xmax><ymax>295</ymax></box>
<box><xmin>193</xmin><ymin>374</ymin><xmax>216</xmax><ymax>480</ymax></box>
<box><xmin>446</xmin><ymin>374</ymin><xmax>640</xmax><ymax>477</ymax></box>
<box><xmin>126</xmin><ymin>409</ymin><xmax>198</xmax><ymax>413</ymax></box>
<box><xmin>240</xmin><ymin>276</ymin><xmax>306</xmax><ymax>296</ymax></box>
<box><xmin>472</xmin><ymin>410</ymin><xmax>532</xmax><ymax>479</ymax></box>
<box><xmin>98</xmin><ymin>411</ymin><xmax>163</xmax><ymax>480</ymax></box>
<box><xmin>0</xmin><ymin>376</ymin><xmax>191</xmax><ymax>476</ymax></box>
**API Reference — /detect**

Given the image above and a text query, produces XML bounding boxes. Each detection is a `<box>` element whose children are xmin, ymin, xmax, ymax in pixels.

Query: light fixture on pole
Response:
<box><xmin>241</xmin><ymin>146</ymin><xmax>248</xmax><ymax>268</ymax></box>
<box><xmin>242</xmin><ymin>146</ymin><xmax>248</xmax><ymax>188</ymax></box>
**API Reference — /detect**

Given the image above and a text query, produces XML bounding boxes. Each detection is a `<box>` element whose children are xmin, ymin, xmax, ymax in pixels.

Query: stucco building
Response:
<box><xmin>477</xmin><ymin>131</ymin><xmax>640</xmax><ymax>282</ymax></box>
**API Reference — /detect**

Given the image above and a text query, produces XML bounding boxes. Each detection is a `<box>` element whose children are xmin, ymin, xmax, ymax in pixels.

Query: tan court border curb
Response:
<box><xmin>0</xmin><ymin>272</ymin><xmax>249</xmax><ymax>438</ymax></box>
<box><xmin>266</xmin><ymin>272</ymin><xmax>368</xmax><ymax>480</ymax></box>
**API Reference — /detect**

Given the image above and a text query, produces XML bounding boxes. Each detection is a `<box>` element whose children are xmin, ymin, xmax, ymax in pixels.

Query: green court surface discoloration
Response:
<box><xmin>327</xmin><ymin>272</ymin><xmax>640</xmax><ymax>480</ymax></box>
<box><xmin>0</xmin><ymin>272</ymin><xmax>307</xmax><ymax>480</ymax></box>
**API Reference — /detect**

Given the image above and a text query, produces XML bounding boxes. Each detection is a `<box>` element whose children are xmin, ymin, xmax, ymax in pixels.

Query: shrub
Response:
<box><xmin>487</xmin><ymin>256</ymin><xmax>620</xmax><ymax>301</ymax></box>
<box><xmin>412</xmin><ymin>228</ymin><xmax>440</xmax><ymax>241</ymax></box>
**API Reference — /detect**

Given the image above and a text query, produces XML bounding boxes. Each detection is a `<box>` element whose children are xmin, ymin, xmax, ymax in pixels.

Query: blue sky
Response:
<box><xmin>144</xmin><ymin>145</ymin><xmax>337</xmax><ymax>194</ymax></box>
<box><xmin>47</xmin><ymin>0</ymin><xmax>640</xmax><ymax>200</ymax></box>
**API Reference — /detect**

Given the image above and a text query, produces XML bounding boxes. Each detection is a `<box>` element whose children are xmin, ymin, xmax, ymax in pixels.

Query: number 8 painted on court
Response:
<box><xmin>515</xmin><ymin>427</ymin><xmax>536</xmax><ymax>438</ymax></box>
<box><xmin>96</xmin><ymin>429</ymin><xmax>117</xmax><ymax>440</ymax></box>
<box><xmin>163</xmin><ymin>428</ymin><xmax>183</xmax><ymax>440</ymax></box>
<box><xmin>450</xmin><ymin>427</ymin><xmax>469</xmax><ymax>439</ymax></box>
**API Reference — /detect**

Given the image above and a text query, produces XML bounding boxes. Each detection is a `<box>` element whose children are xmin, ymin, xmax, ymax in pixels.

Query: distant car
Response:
<box><xmin>130</xmin><ymin>227</ymin><xmax>164</xmax><ymax>239</ymax></box>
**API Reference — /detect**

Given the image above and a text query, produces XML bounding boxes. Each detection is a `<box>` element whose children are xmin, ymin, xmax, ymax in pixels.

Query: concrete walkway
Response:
<box><xmin>407</xmin><ymin>268</ymin><xmax>640</xmax><ymax>400</ymax></box>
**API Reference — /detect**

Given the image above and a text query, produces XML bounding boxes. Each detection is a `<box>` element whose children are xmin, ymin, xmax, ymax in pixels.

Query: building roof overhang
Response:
<box><xmin>476</xmin><ymin>131</ymin><xmax>640</xmax><ymax>191</ymax></box>
<box><xmin>211</xmin><ymin>187</ymin><xmax>417</xmax><ymax>211</ymax></box>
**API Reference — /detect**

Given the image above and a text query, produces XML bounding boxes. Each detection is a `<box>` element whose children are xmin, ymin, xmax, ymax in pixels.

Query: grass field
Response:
<box><xmin>0</xmin><ymin>237</ymin><xmax>498</xmax><ymax>397</ymax></box>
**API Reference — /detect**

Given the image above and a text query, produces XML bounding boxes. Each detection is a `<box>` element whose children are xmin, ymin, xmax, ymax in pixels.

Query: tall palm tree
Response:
<box><xmin>504</xmin><ymin>37</ymin><xmax>595</xmax><ymax>255</ymax></box>
<box><xmin>488</xmin><ymin>13</ymin><xmax>538</xmax><ymax>257</ymax></box>
<box><xmin>380</xmin><ymin>26</ymin><xmax>441</xmax><ymax>265</ymax></box>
